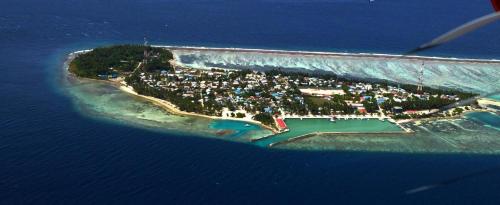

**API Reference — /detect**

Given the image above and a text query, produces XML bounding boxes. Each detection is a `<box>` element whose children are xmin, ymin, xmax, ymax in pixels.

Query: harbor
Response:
<box><xmin>252</xmin><ymin>117</ymin><xmax>411</xmax><ymax>147</ymax></box>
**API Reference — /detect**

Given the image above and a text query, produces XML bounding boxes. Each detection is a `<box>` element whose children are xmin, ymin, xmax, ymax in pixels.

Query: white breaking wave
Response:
<box><xmin>164</xmin><ymin>46</ymin><xmax>500</xmax><ymax>93</ymax></box>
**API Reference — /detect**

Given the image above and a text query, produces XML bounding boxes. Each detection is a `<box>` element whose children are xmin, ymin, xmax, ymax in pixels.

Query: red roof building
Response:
<box><xmin>357</xmin><ymin>107</ymin><xmax>367</xmax><ymax>114</ymax></box>
<box><xmin>276</xmin><ymin>118</ymin><xmax>288</xmax><ymax>130</ymax></box>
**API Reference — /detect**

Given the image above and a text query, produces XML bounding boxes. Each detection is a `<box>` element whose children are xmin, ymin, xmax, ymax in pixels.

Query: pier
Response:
<box><xmin>282</xmin><ymin>114</ymin><xmax>391</xmax><ymax>121</ymax></box>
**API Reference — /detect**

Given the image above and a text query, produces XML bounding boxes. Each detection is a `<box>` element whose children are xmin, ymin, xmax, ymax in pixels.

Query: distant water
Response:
<box><xmin>2</xmin><ymin>0</ymin><xmax>500</xmax><ymax>204</ymax></box>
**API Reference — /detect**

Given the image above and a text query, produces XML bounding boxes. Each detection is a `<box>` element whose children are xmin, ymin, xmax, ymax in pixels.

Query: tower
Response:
<box><xmin>200</xmin><ymin>92</ymin><xmax>204</xmax><ymax>108</ymax></box>
<box><xmin>143</xmin><ymin>36</ymin><xmax>149</xmax><ymax>65</ymax></box>
<box><xmin>417</xmin><ymin>61</ymin><xmax>424</xmax><ymax>92</ymax></box>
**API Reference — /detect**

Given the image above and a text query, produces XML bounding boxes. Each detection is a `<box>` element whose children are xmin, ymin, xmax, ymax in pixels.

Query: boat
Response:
<box><xmin>244</xmin><ymin>124</ymin><xmax>251</xmax><ymax>127</ymax></box>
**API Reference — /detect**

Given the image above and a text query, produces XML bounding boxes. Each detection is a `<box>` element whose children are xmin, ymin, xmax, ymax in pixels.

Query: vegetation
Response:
<box><xmin>253</xmin><ymin>113</ymin><xmax>274</xmax><ymax>125</ymax></box>
<box><xmin>304</xmin><ymin>95</ymin><xmax>355</xmax><ymax>115</ymax></box>
<box><xmin>453</xmin><ymin>107</ymin><xmax>464</xmax><ymax>115</ymax></box>
<box><xmin>363</xmin><ymin>98</ymin><xmax>379</xmax><ymax>113</ymax></box>
<box><xmin>380</xmin><ymin>95</ymin><xmax>458</xmax><ymax>112</ymax></box>
<box><xmin>69</xmin><ymin>45</ymin><xmax>173</xmax><ymax>79</ymax></box>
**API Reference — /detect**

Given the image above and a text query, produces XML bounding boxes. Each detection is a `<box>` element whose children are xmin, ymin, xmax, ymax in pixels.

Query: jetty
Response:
<box><xmin>268</xmin><ymin>131</ymin><xmax>414</xmax><ymax>147</ymax></box>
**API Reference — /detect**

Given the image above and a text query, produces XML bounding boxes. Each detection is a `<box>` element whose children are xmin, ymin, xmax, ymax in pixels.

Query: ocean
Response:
<box><xmin>1</xmin><ymin>0</ymin><xmax>500</xmax><ymax>204</ymax></box>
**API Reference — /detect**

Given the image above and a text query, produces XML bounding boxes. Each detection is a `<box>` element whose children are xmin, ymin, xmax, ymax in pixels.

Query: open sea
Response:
<box><xmin>1</xmin><ymin>0</ymin><xmax>500</xmax><ymax>204</ymax></box>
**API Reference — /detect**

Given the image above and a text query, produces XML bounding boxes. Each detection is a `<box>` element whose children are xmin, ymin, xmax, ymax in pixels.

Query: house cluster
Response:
<box><xmin>136</xmin><ymin>68</ymin><xmax>307</xmax><ymax>117</ymax></box>
<box><xmin>134</xmin><ymin>67</ymin><xmax>463</xmax><ymax>117</ymax></box>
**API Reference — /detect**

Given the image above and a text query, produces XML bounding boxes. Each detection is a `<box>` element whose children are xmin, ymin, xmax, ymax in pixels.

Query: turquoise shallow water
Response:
<box><xmin>209</xmin><ymin>120</ymin><xmax>271</xmax><ymax>140</ymax></box>
<box><xmin>466</xmin><ymin>112</ymin><xmax>500</xmax><ymax>131</ymax></box>
<box><xmin>488</xmin><ymin>94</ymin><xmax>500</xmax><ymax>101</ymax></box>
<box><xmin>255</xmin><ymin>119</ymin><xmax>403</xmax><ymax>146</ymax></box>
<box><xmin>63</xmin><ymin>74</ymin><xmax>274</xmax><ymax>141</ymax></box>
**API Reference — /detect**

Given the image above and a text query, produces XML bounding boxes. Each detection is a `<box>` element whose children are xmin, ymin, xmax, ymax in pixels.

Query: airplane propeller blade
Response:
<box><xmin>406</xmin><ymin>12</ymin><xmax>500</xmax><ymax>55</ymax></box>
<box><xmin>492</xmin><ymin>0</ymin><xmax>500</xmax><ymax>12</ymax></box>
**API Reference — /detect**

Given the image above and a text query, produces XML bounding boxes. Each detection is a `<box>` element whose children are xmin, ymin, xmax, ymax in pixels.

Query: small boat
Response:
<box><xmin>244</xmin><ymin>124</ymin><xmax>251</xmax><ymax>127</ymax></box>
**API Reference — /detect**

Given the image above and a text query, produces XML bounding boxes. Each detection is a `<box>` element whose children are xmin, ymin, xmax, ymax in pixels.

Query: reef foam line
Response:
<box><xmin>158</xmin><ymin>45</ymin><xmax>500</xmax><ymax>64</ymax></box>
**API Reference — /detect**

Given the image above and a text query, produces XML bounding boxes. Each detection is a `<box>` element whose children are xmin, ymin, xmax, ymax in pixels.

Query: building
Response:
<box><xmin>392</xmin><ymin>106</ymin><xmax>403</xmax><ymax>114</ymax></box>
<box><xmin>275</xmin><ymin>118</ymin><xmax>289</xmax><ymax>131</ymax></box>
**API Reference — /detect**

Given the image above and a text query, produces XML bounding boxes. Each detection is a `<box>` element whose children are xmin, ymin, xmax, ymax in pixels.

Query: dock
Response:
<box><xmin>282</xmin><ymin>114</ymin><xmax>390</xmax><ymax>121</ymax></box>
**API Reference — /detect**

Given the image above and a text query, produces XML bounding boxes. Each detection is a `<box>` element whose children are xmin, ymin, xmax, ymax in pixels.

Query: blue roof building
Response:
<box><xmin>264</xmin><ymin>107</ymin><xmax>273</xmax><ymax>113</ymax></box>
<box><xmin>234</xmin><ymin>88</ymin><xmax>242</xmax><ymax>95</ymax></box>
<box><xmin>377</xmin><ymin>97</ymin><xmax>385</xmax><ymax>104</ymax></box>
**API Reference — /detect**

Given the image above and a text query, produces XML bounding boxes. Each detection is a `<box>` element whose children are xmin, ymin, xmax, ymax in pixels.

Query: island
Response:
<box><xmin>69</xmin><ymin>45</ymin><xmax>483</xmax><ymax>144</ymax></box>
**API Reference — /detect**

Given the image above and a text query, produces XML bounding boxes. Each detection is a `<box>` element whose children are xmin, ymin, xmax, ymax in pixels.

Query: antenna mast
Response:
<box><xmin>417</xmin><ymin>61</ymin><xmax>424</xmax><ymax>93</ymax></box>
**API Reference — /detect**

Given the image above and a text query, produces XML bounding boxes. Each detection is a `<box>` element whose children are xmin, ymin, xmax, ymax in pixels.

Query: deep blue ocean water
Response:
<box><xmin>1</xmin><ymin>0</ymin><xmax>500</xmax><ymax>204</ymax></box>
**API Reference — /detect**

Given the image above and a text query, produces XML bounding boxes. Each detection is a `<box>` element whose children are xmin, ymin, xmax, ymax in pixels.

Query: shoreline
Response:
<box><xmin>64</xmin><ymin>50</ymin><xmax>279</xmax><ymax>135</ymax></box>
<box><xmin>116</xmin><ymin>82</ymin><xmax>280</xmax><ymax>134</ymax></box>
